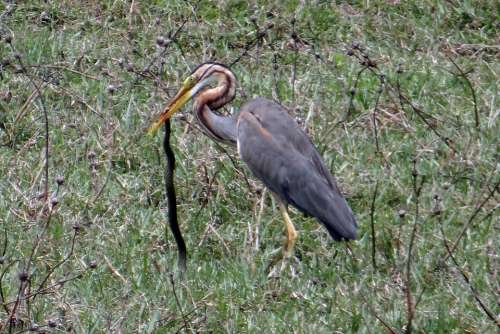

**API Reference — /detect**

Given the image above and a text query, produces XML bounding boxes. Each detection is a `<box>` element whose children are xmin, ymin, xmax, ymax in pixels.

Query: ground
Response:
<box><xmin>0</xmin><ymin>1</ymin><xmax>498</xmax><ymax>333</ymax></box>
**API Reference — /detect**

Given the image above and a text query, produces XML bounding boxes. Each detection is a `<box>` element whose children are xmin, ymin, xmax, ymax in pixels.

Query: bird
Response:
<box><xmin>149</xmin><ymin>62</ymin><xmax>357</xmax><ymax>263</ymax></box>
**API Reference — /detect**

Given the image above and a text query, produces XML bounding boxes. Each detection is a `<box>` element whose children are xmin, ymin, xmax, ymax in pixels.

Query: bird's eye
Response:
<box><xmin>183</xmin><ymin>76</ymin><xmax>197</xmax><ymax>88</ymax></box>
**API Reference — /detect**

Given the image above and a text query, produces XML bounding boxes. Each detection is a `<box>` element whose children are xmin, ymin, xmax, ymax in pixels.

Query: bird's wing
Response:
<box><xmin>245</xmin><ymin>99</ymin><xmax>342</xmax><ymax>192</ymax></box>
<box><xmin>237</xmin><ymin>99</ymin><xmax>357</xmax><ymax>240</ymax></box>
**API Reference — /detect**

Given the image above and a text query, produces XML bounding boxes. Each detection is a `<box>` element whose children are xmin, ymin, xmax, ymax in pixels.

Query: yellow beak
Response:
<box><xmin>148</xmin><ymin>85</ymin><xmax>194</xmax><ymax>136</ymax></box>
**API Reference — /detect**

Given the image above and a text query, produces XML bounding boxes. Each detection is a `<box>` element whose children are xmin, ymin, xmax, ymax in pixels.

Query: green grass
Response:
<box><xmin>0</xmin><ymin>1</ymin><xmax>498</xmax><ymax>332</ymax></box>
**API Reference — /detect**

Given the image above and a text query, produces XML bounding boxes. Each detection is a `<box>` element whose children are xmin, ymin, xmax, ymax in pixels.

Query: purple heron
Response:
<box><xmin>150</xmin><ymin>63</ymin><xmax>357</xmax><ymax>262</ymax></box>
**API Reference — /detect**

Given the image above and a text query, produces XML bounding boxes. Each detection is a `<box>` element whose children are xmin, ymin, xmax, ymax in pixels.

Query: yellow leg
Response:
<box><xmin>266</xmin><ymin>197</ymin><xmax>299</xmax><ymax>276</ymax></box>
<box><xmin>277</xmin><ymin>200</ymin><xmax>298</xmax><ymax>258</ymax></box>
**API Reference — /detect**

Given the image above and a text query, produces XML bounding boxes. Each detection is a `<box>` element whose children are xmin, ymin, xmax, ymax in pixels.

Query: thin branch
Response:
<box><xmin>290</xmin><ymin>17</ymin><xmax>298</xmax><ymax>108</ymax></box>
<box><xmin>229</xmin><ymin>22</ymin><xmax>274</xmax><ymax>68</ymax></box>
<box><xmin>395</xmin><ymin>74</ymin><xmax>455</xmax><ymax>152</ymax></box>
<box><xmin>33</xmin><ymin>228</ymin><xmax>78</xmax><ymax>299</ymax></box>
<box><xmin>346</xmin><ymin>46</ymin><xmax>456</xmax><ymax>153</ymax></box>
<box><xmin>372</xmin><ymin>75</ymin><xmax>385</xmax><ymax>153</ymax></box>
<box><xmin>1</xmin><ymin>224</ymin><xmax>7</xmax><ymax>256</ymax></box>
<box><xmin>447</xmin><ymin>56</ymin><xmax>480</xmax><ymax>130</ymax></box>
<box><xmin>139</xmin><ymin>1</ymin><xmax>201</xmax><ymax>82</ymax></box>
<box><xmin>346</xmin><ymin>66</ymin><xmax>368</xmax><ymax>121</ymax></box>
<box><xmin>9</xmin><ymin>183</ymin><xmax>60</xmax><ymax>324</ymax></box>
<box><xmin>0</xmin><ymin>260</ymin><xmax>18</xmax><ymax>314</ymax></box>
<box><xmin>10</xmin><ymin>46</ymin><xmax>51</xmax><ymax>200</ymax></box>
<box><xmin>370</xmin><ymin>180</ymin><xmax>379</xmax><ymax>270</ymax></box>
<box><xmin>439</xmin><ymin>220</ymin><xmax>500</xmax><ymax>328</ymax></box>
<box><xmin>443</xmin><ymin>179</ymin><xmax>499</xmax><ymax>262</ymax></box>
<box><xmin>28</xmin><ymin>64</ymin><xmax>100</xmax><ymax>81</ymax></box>
<box><xmin>405</xmin><ymin>159</ymin><xmax>425</xmax><ymax>334</ymax></box>
<box><xmin>359</xmin><ymin>290</ymin><xmax>398</xmax><ymax>334</ymax></box>
<box><xmin>4</xmin><ymin>271</ymin><xmax>86</xmax><ymax>307</ymax></box>
<box><xmin>169</xmin><ymin>273</ymin><xmax>190</xmax><ymax>332</ymax></box>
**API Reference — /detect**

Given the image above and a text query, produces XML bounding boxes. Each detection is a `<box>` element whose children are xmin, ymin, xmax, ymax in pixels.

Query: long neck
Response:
<box><xmin>194</xmin><ymin>102</ymin><xmax>237</xmax><ymax>145</ymax></box>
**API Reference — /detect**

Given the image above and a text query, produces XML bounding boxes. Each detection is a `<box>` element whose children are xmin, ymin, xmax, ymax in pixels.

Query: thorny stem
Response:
<box><xmin>9</xmin><ymin>44</ymin><xmax>50</xmax><ymax>200</ymax></box>
<box><xmin>405</xmin><ymin>159</ymin><xmax>425</xmax><ymax>334</ymax></box>
<box><xmin>229</xmin><ymin>21</ymin><xmax>274</xmax><ymax>68</ymax></box>
<box><xmin>4</xmin><ymin>272</ymin><xmax>86</xmax><ymax>307</ymax></box>
<box><xmin>443</xmin><ymin>179</ymin><xmax>499</xmax><ymax>262</ymax></box>
<box><xmin>372</xmin><ymin>76</ymin><xmax>385</xmax><ymax>153</ymax></box>
<box><xmin>358</xmin><ymin>289</ymin><xmax>398</xmax><ymax>334</ymax></box>
<box><xmin>290</xmin><ymin>17</ymin><xmax>298</xmax><ymax>108</ymax></box>
<box><xmin>370</xmin><ymin>181</ymin><xmax>379</xmax><ymax>270</ymax></box>
<box><xmin>0</xmin><ymin>260</ymin><xmax>17</xmax><ymax>315</ymax></box>
<box><xmin>439</xmin><ymin>220</ymin><xmax>500</xmax><ymax>328</ymax></box>
<box><xmin>33</xmin><ymin>229</ymin><xmax>78</xmax><ymax>299</ymax></box>
<box><xmin>447</xmin><ymin>56</ymin><xmax>480</xmax><ymax>130</ymax></box>
<box><xmin>346</xmin><ymin>66</ymin><xmax>369</xmax><ymax>121</ymax></box>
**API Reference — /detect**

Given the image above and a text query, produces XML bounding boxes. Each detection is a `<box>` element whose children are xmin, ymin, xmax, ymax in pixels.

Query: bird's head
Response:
<box><xmin>148</xmin><ymin>63</ymin><xmax>236</xmax><ymax>136</ymax></box>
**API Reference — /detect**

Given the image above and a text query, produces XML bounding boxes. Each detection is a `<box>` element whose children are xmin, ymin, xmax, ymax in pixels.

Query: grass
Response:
<box><xmin>0</xmin><ymin>0</ymin><xmax>498</xmax><ymax>333</ymax></box>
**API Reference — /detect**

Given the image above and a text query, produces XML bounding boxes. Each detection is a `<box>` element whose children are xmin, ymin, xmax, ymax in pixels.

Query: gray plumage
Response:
<box><xmin>237</xmin><ymin>98</ymin><xmax>357</xmax><ymax>240</ymax></box>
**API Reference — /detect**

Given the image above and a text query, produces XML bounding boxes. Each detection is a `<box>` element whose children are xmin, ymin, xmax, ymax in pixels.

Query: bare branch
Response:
<box><xmin>405</xmin><ymin>158</ymin><xmax>426</xmax><ymax>334</ymax></box>
<box><xmin>439</xmin><ymin>220</ymin><xmax>500</xmax><ymax>328</ymax></box>
<box><xmin>443</xmin><ymin>179</ymin><xmax>499</xmax><ymax>262</ymax></box>
<box><xmin>370</xmin><ymin>180</ymin><xmax>379</xmax><ymax>270</ymax></box>
<box><xmin>447</xmin><ymin>56</ymin><xmax>480</xmax><ymax>130</ymax></box>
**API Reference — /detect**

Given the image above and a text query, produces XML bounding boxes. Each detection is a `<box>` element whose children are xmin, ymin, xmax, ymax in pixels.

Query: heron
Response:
<box><xmin>149</xmin><ymin>62</ymin><xmax>357</xmax><ymax>266</ymax></box>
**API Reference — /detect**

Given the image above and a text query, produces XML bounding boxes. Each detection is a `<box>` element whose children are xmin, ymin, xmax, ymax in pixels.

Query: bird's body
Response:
<box><xmin>236</xmin><ymin>98</ymin><xmax>357</xmax><ymax>240</ymax></box>
<box><xmin>150</xmin><ymin>63</ymin><xmax>357</xmax><ymax>264</ymax></box>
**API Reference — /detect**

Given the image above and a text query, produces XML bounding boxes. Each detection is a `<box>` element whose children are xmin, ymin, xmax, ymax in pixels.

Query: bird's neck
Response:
<box><xmin>195</xmin><ymin>102</ymin><xmax>237</xmax><ymax>145</ymax></box>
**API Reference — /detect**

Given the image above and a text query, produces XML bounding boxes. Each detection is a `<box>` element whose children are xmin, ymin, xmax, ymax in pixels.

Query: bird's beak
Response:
<box><xmin>148</xmin><ymin>84</ymin><xmax>195</xmax><ymax>136</ymax></box>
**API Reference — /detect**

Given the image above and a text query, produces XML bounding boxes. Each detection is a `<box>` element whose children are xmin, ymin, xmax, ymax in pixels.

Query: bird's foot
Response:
<box><xmin>266</xmin><ymin>251</ymin><xmax>300</xmax><ymax>279</ymax></box>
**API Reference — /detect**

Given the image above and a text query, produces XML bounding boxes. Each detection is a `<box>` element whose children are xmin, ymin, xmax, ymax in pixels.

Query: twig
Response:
<box><xmin>372</xmin><ymin>75</ymin><xmax>385</xmax><ymax>152</ymax></box>
<box><xmin>346</xmin><ymin>46</ymin><xmax>456</xmax><ymax>153</ymax></box>
<box><xmin>28</xmin><ymin>64</ymin><xmax>100</xmax><ymax>81</ymax></box>
<box><xmin>103</xmin><ymin>255</ymin><xmax>127</xmax><ymax>285</ymax></box>
<box><xmin>0</xmin><ymin>227</ymin><xmax>9</xmax><ymax>314</ymax></box>
<box><xmin>359</xmin><ymin>291</ymin><xmax>398</xmax><ymax>334</ymax></box>
<box><xmin>370</xmin><ymin>180</ymin><xmax>379</xmax><ymax>270</ymax></box>
<box><xmin>4</xmin><ymin>271</ymin><xmax>85</xmax><ymax>307</ymax></box>
<box><xmin>169</xmin><ymin>273</ymin><xmax>190</xmax><ymax>332</ymax></box>
<box><xmin>82</xmin><ymin>146</ymin><xmax>114</xmax><ymax>221</ymax></box>
<box><xmin>10</xmin><ymin>45</ymin><xmax>51</xmax><ymax>200</ymax></box>
<box><xmin>23</xmin><ymin>193</ymin><xmax>58</xmax><ymax>282</ymax></box>
<box><xmin>7</xmin><ymin>277</ymin><xmax>26</xmax><ymax>332</ymax></box>
<box><xmin>0</xmin><ymin>260</ymin><xmax>17</xmax><ymax>314</ymax></box>
<box><xmin>395</xmin><ymin>73</ymin><xmax>455</xmax><ymax>152</ymax></box>
<box><xmin>346</xmin><ymin>65</ymin><xmax>368</xmax><ymax>121</ymax></box>
<box><xmin>1</xmin><ymin>225</ymin><xmax>6</xmax><ymax>257</ymax></box>
<box><xmin>13</xmin><ymin>85</ymin><xmax>45</xmax><ymax>124</ymax></box>
<box><xmin>271</xmin><ymin>52</ymin><xmax>281</xmax><ymax>101</ymax></box>
<box><xmin>443</xmin><ymin>179</ymin><xmax>499</xmax><ymax>262</ymax></box>
<box><xmin>439</xmin><ymin>220</ymin><xmax>500</xmax><ymax>328</ymax></box>
<box><xmin>290</xmin><ymin>17</ymin><xmax>298</xmax><ymax>108</ymax></box>
<box><xmin>405</xmin><ymin>158</ymin><xmax>425</xmax><ymax>334</ymax></box>
<box><xmin>229</xmin><ymin>22</ymin><xmax>274</xmax><ymax>68</ymax></box>
<box><xmin>254</xmin><ymin>188</ymin><xmax>267</xmax><ymax>251</ymax></box>
<box><xmin>179</xmin><ymin>117</ymin><xmax>252</xmax><ymax>190</ymax></box>
<box><xmin>193</xmin><ymin>168</ymin><xmax>220</xmax><ymax>223</ymax></box>
<box><xmin>447</xmin><ymin>56</ymin><xmax>480</xmax><ymax>130</ymax></box>
<box><xmin>155</xmin><ymin>305</ymin><xmax>201</xmax><ymax>332</ymax></box>
<box><xmin>136</xmin><ymin>0</ymin><xmax>201</xmax><ymax>84</ymax></box>
<box><xmin>33</xmin><ymin>228</ymin><xmax>78</xmax><ymax>299</ymax></box>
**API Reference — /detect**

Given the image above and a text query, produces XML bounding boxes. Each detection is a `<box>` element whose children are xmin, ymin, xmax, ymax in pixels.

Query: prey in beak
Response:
<box><xmin>148</xmin><ymin>75</ymin><xmax>200</xmax><ymax>136</ymax></box>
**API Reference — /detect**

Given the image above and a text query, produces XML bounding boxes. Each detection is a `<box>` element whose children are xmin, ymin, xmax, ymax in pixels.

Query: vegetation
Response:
<box><xmin>0</xmin><ymin>1</ymin><xmax>498</xmax><ymax>332</ymax></box>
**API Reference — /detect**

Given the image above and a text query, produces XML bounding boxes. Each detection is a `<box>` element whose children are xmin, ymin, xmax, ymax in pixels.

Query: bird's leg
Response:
<box><xmin>267</xmin><ymin>200</ymin><xmax>299</xmax><ymax>277</ymax></box>
<box><xmin>277</xmin><ymin>201</ymin><xmax>298</xmax><ymax>259</ymax></box>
